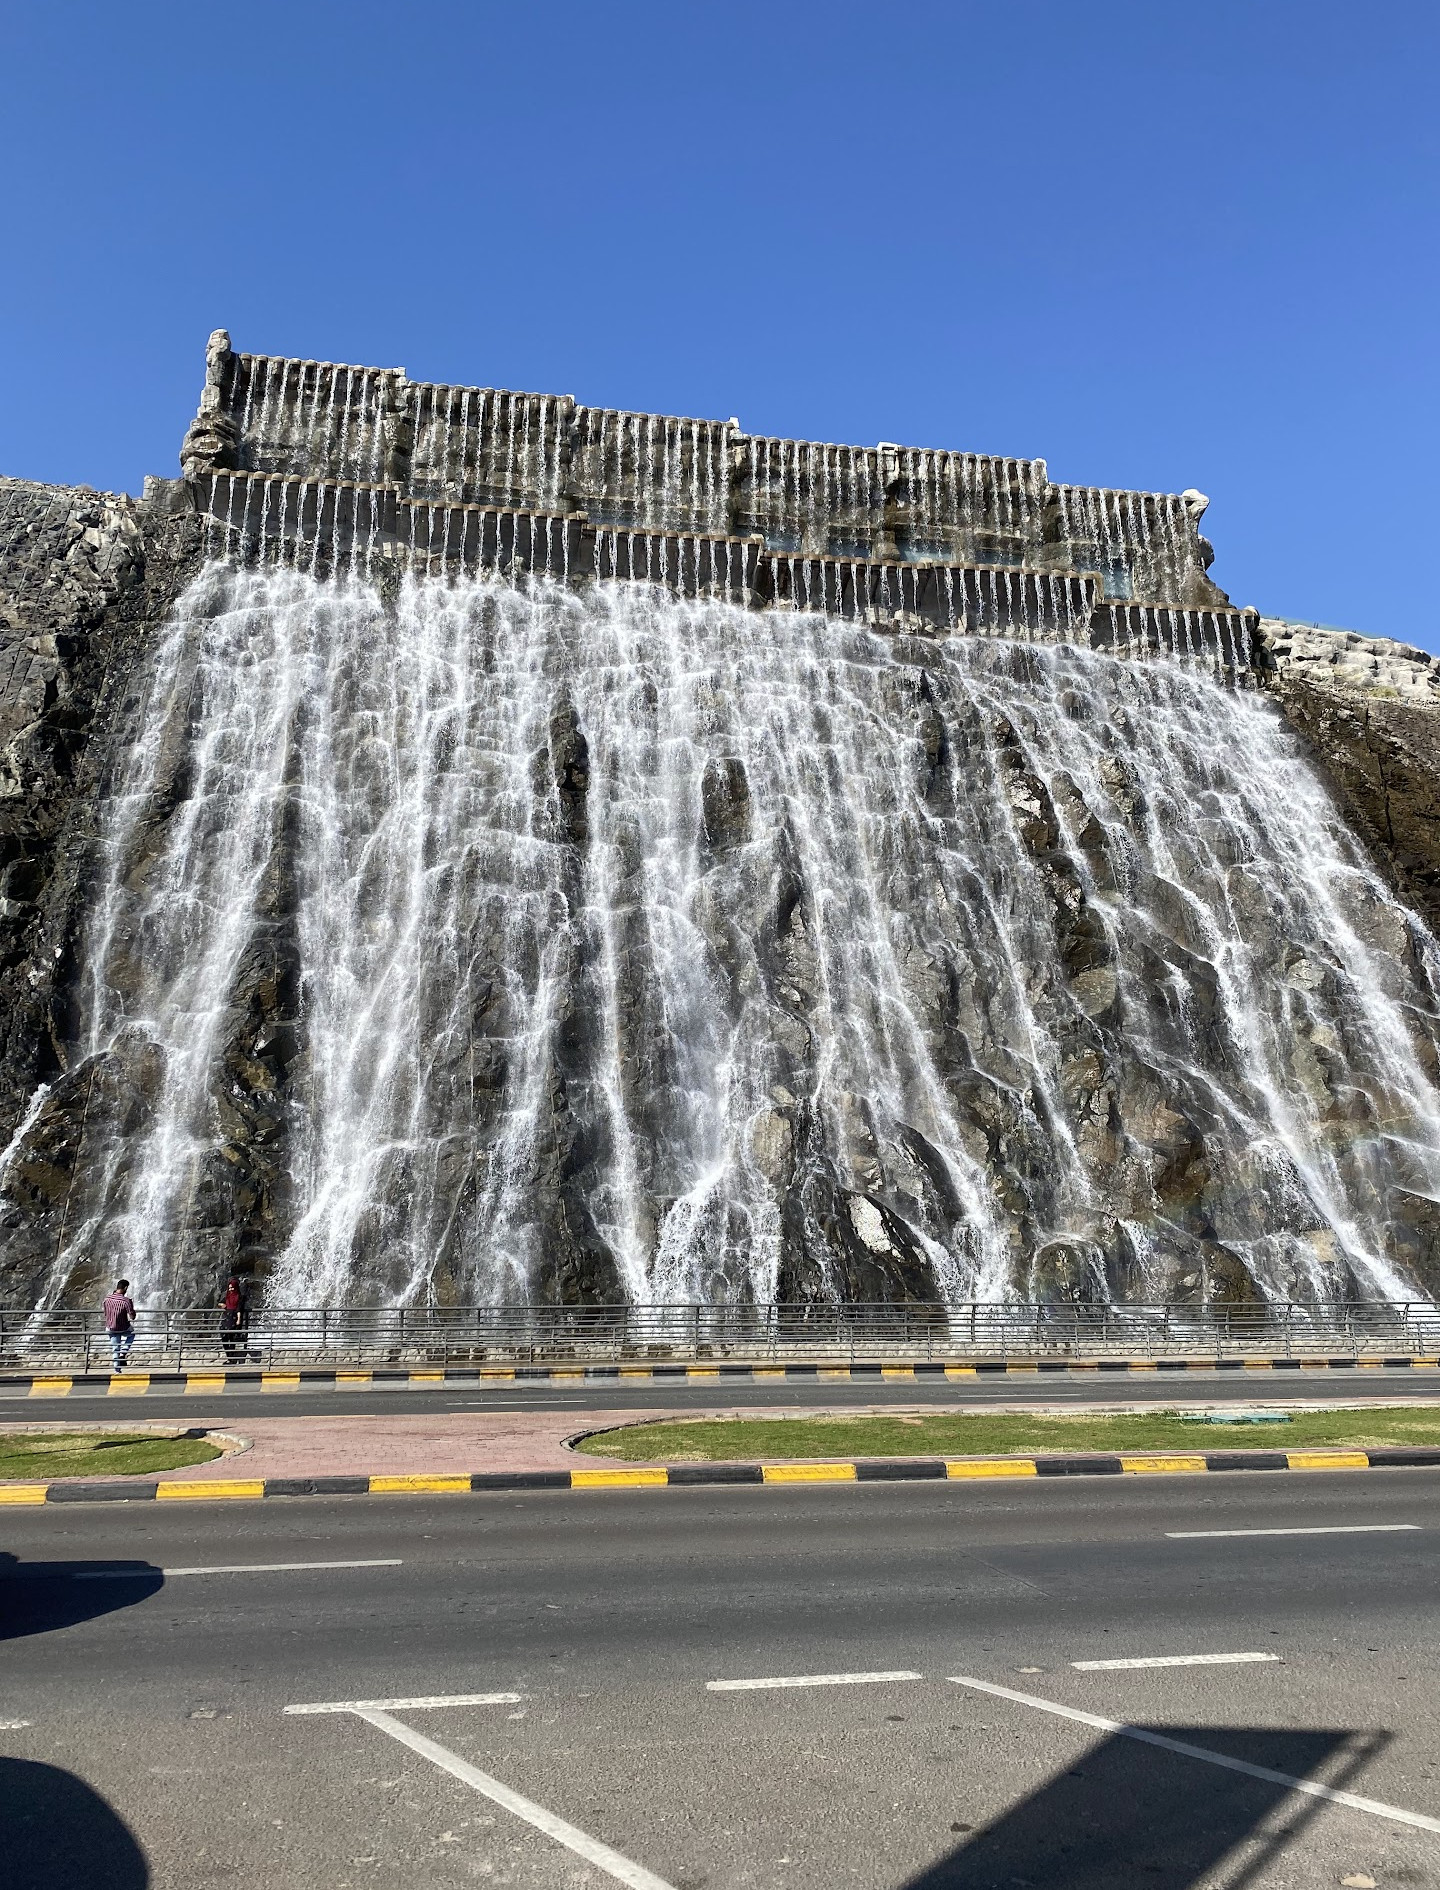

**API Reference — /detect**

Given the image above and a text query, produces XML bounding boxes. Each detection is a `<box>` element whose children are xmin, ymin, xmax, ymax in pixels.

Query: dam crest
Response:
<box><xmin>165</xmin><ymin>331</ymin><xmax>1256</xmax><ymax>674</ymax></box>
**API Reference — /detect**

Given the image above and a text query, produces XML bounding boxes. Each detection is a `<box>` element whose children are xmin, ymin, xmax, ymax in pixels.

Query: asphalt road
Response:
<box><xmin>4</xmin><ymin>1468</ymin><xmax>1440</xmax><ymax>1888</ymax></box>
<box><xmin>4</xmin><ymin>1362</ymin><xmax>1438</xmax><ymax>1422</ymax></box>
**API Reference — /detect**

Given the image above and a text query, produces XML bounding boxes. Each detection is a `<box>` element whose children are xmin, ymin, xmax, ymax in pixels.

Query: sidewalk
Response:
<box><xmin>7</xmin><ymin>1355</ymin><xmax>1437</xmax><ymax>1400</ymax></box>
<box><xmin>0</xmin><ymin>1407</ymin><xmax>646</xmax><ymax>1485</ymax></box>
<box><xmin>155</xmin><ymin>1407</ymin><xmax>633</xmax><ymax>1481</ymax></box>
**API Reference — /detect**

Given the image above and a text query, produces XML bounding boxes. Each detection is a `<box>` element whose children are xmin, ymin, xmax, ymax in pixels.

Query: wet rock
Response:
<box><xmin>701</xmin><ymin>756</ymin><xmax>751</xmax><ymax>852</ymax></box>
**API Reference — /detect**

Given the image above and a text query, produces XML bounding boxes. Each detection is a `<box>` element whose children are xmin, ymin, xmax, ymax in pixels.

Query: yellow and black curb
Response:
<box><xmin>6</xmin><ymin>1356</ymin><xmax>1438</xmax><ymax>1398</ymax></box>
<box><xmin>5</xmin><ymin>1445</ymin><xmax>1440</xmax><ymax>1505</ymax></box>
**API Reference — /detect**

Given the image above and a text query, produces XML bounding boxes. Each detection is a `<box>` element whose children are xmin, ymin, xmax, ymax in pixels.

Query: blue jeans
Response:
<box><xmin>108</xmin><ymin>1329</ymin><xmax>134</xmax><ymax>1369</ymax></box>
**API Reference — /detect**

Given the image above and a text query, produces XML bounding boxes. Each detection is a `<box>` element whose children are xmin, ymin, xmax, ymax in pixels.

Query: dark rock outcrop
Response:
<box><xmin>0</xmin><ymin>478</ymin><xmax>202</xmax><ymax>1297</ymax></box>
<box><xmin>1255</xmin><ymin>619</ymin><xmax>1440</xmax><ymax>935</ymax></box>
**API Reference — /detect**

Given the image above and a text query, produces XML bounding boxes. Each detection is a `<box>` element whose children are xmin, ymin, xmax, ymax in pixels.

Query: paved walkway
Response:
<box><xmin>2</xmin><ymin>1407</ymin><xmax>658</xmax><ymax>1483</ymax></box>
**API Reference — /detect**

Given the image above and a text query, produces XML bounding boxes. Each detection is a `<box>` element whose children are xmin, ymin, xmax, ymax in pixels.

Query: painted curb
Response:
<box><xmin>4</xmin><ymin>1356</ymin><xmax>1438</xmax><ymax>1397</ymax></box>
<box><xmin>4</xmin><ymin>1446</ymin><xmax>1440</xmax><ymax>1504</ymax></box>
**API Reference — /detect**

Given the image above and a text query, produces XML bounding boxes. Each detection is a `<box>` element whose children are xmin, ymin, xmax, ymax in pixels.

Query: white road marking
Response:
<box><xmin>349</xmin><ymin>1705</ymin><xmax>677</xmax><ymax>1890</ymax></box>
<box><xmin>285</xmin><ymin>1691</ymin><xmax>521</xmax><ymax>1715</ymax></box>
<box><xmin>1166</xmin><ymin>1525</ymin><xmax>1421</xmax><ymax>1539</ymax></box>
<box><xmin>1072</xmin><ymin>1652</ymin><xmax>1280</xmax><ymax>1671</ymax></box>
<box><xmin>949</xmin><ymin>1675</ymin><xmax>1440</xmax><ymax>1835</ymax></box>
<box><xmin>75</xmin><ymin>1559</ymin><xmax>402</xmax><ymax>1579</ymax></box>
<box><xmin>0</xmin><ymin>1719</ymin><xmax>32</xmax><ymax>1729</ymax></box>
<box><xmin>707</xmin><ymin>1670</ymin><xmax>922</xmax><ymax>1692</ymax></box>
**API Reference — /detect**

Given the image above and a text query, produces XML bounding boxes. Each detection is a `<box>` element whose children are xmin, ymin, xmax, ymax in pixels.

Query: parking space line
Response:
<box><xmin>707</xmin><ymin>1670</ymin><xmax>922</xmax><ymax>1692</ymax></box>
<box><xmin>285</xmin><ymin>1691</ymin><xmax>521</xmax><ymax>1715</ymax></box>
<box><xmin>949</xmin><ymin>1675</ymin><xmax>1440</xmax><ymax>1835</ymax></box>
<box><xmin>309</xmin><ymin>1701</ymin><xmax>677</xmax><ymax>1889</ymax></box>
<box><xmin>1166</xmin><ymin>1525</ymin><xmax>1421</xmax><ymax>1539</ymax></box>
<box><xmin>76</xmin><ymin>1559</ymin><xmax>403</xmax><ymax>1579</ymax></box>
<box><xmin>1071</xmin><ymin>1652</ymin><xmax>1279</xmax><ymax>1671</ymax></box>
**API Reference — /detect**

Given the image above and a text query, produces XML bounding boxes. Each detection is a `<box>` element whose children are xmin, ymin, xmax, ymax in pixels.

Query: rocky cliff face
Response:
<box><xmin>1254</xmin><ymin>620</ymin><xmax>1440</xmax><ymax>937</ymax></box>
<box><xmin>0</xmin><ymin>479</ymin><xmax>202</xmax><ymax>1298</ymax></box>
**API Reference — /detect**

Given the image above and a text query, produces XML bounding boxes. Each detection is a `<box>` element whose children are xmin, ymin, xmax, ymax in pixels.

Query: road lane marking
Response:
<box><xmin>1166</xmin><ymin>1525</ymin><xmax>1422</xmax><ymax>1539</ymax></box>
<box><xmin>285</xmin><ymin>1691</ymin><xmax>521</xmax><ymax>1715</ymax></box>
<box><xmin>949</xmin><ymin>1675</ymin><xmax>1440</xmax><ymax>1835</ymax></box>
<box><xmin>306</xmin><ymin>1702</ymin><xmax>677</xmax><ymax>1889</ymax></box>
<box><xmin>75</xmin><ymin>1559</ymin><xmax>403</xmax><ymax>1579</ymax></box>
<box><xmin>708</xmin><ymin>1670</ymin><xmax>922</xmax><ymax>1692</ymax></box>
<box><xmin>1071</xmin><ymin>1652</ymin><xmax>1280</xmax><ymax>1671</ymax></box>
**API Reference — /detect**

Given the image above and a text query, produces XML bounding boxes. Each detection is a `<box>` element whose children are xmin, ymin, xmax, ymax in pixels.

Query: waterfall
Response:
<box><xmin>17</xmin><ymin>561</ymin><xmax>1440</xmax><ymax>1309</ymax></box>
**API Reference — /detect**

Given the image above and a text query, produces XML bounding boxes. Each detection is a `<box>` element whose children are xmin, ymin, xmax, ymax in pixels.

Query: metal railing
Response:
<box><xmin>2</xmin><ymin>1302</ymin><xmax>1438</xmax><ymax>1371</ymax></box>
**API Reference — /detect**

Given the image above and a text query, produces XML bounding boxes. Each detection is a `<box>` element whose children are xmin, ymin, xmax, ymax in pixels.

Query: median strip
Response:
<box><xmin>6</xmin><ymin>1444</ymin><xmax>1440</xmax><ymax>1503</ymax></box>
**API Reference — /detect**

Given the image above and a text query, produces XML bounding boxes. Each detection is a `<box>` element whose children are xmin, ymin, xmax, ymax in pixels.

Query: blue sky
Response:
<box><xmin>4</xmin><ymin>1</ymin><xmax>1436</xmax><ymax>647</ymax></box>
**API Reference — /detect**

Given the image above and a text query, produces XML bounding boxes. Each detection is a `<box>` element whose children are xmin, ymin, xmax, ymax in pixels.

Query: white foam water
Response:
<box><xmin>31</xmin><ymin>562</ymin><xmax>1440</xmax><ymax>1308</ymax></box>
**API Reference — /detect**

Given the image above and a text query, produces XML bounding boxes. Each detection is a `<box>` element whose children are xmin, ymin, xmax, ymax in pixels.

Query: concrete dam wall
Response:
<box><xmin>3</xmin><ymin>333</ymin><xmax>1440</xmax><ymax>1312</ymax></box>
<box><xmin>171</xmin><ymin>332</ymin><xmax>1252</xmax><ymax>670</ymax></box>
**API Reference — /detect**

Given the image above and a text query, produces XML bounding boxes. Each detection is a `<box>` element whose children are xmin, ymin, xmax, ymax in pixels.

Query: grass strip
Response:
<box><xmin>0</xmin><ymin>1432</ymin><xmax>222</xmax><ymax>1480</ymax></box>
<box><xmin>574</xmin><ymin>1408</ymin><xmax>1440</xmax><ymax>1463</ymax></box>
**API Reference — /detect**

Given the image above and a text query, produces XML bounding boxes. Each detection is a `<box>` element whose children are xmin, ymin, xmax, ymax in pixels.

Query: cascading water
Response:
<box><xmin>16</xmin><ymin>560</ymin><xmax>1440</xmax><ymax>1310</ymax></box>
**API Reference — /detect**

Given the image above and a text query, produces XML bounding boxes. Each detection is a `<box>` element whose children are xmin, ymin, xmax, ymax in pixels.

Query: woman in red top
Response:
<box><xmin>219</xmin><ymin>1277</ymin><xmax>250</xmax><ymax>1365</ymax></box>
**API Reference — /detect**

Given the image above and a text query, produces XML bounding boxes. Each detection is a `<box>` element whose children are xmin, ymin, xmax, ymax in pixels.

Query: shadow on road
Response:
<box><xmin>0</xmin><ymin>1551</ymin><xmax>163</xmax><ymax>1641</ymax></box>
<box><xmin>904</xmin><ymin>1725</ymin><xmax>1380</xmax><ymax>1888</ymax></box>
<box><xmin>1</xmin><ymin>1757</ymin><xmax>149</xmax><ymax>1888</ymax></box>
